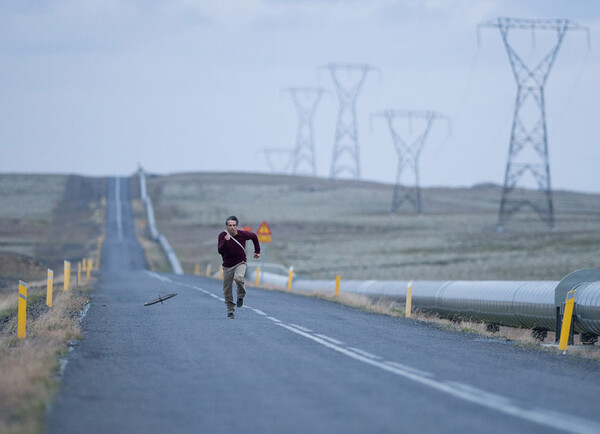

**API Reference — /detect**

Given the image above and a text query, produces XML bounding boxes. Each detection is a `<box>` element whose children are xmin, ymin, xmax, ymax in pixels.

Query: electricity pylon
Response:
<box><xmin>285</xmin><ymin>87</ymin><xmax>325</xmax><ymax>176</ymax></box>
<box><xmin>479</xmin><ymin>17</ymin><xmax>589</xmax><ymax>230</ymax></box>
<box><xmin>372</xmin><ymin>110</ymin><xmax>449</xmax><ymax>214</ymax></box>
<box><xmin>326</xmin><ymin>63</ymin><xmax>375</xmax><ymax>180</ymax></box>
<box><xmin>260</xmin><ymin>148</ymin><xmax>293</xmax><ymax>174</ymax></box>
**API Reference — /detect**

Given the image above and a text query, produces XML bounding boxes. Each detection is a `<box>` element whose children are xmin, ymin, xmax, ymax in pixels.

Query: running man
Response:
<box><xmin>217</xmin><ymin>216</ymin><xmax>261</xmax><ymax>319</ymax></box>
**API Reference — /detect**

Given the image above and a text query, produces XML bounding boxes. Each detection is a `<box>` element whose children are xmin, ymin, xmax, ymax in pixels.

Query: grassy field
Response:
<box><xmin>0</xmin><ymin>280</ymin><xmax>91</xmax><ymax>433</ymax></box>
<box><xmin>140</xmin><ymin>172</ymin><xmax>600</xmax><ymax>282</ymax></box>
<box><xmin>0</xmin><ymin>174</ymin><xmax>105</xmax><ymax>295</ymax></box>
<box><xmin>0</xmin><ymin>171</ymin><xmax>598</xmax><ymax>433</ymax></box>
<box><xmin>0</xmin><ymin>173</ymin><xmax>104</xmax><ymax>433</ymax></box>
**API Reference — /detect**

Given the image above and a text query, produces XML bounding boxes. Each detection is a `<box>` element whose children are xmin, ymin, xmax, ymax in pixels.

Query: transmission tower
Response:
<box><xmin>260</xmin><ymin>148</ymin><xmax>293</xmax><ymax>174</ymax></box>
<box><xmin>373</xmin><ymin>110</ymin><xmax>449</xmax><ymax>214</ymax></box>
<box><xmin>479</xmin><ymin>18</ymin><xmax>589</xmax><ymax>230</ymax></box>
<box><xmin>326</xmin><ymin>63</ymin><xmax>374</xmax><ymax>180</ymax></box>
<box><xmin>285</xmin><ymin>87</ymin><xmax>325</xmax><ymax>176</ymax></box>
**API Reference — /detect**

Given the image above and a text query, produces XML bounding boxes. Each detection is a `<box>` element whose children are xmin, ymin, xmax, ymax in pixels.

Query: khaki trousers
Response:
<box><xmin>222</xmin><ymin>262</ymin><xmax>246</xmax><ymax>313</ymax></box>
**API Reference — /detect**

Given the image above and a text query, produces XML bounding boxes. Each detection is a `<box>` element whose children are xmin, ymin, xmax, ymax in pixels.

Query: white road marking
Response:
<box><xmin>347</xmin><ymin>347</ymin><xmax>381</xmax><ymax>360</ymax></box>
<box><xmin>150</xmin><ymin>273</ymin><xmax>600</xmax><ymax>433</ymax></box>
<box><xmin>315</xmin><ymin>334</ymin><xmax>345</xmax><ymax>346</ymax></box>
<box><xmin>277</xmin><ymin>324</ymin><xmax>600</xmax><ymax>434</ymax></box>
<box><xmin>144</xmin><ymin>271</ymin><xmax>170</xmax><ymax>282</ymax></box>
<box><xmin>384</xmin><ymin>361</ymin><xmax>434</xmax><ymax>378</ymax></box>
<box><xmin>289</xmin><ymin>324</ymin><xmax>312</xmax><ymax>332</ymax></box>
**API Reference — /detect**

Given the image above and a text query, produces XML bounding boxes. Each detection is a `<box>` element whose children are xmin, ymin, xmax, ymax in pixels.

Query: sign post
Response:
<box><xmin>256</xmin><ymin>221</ymin><xmax>272</xmax><ymax>244</ymax></box>
<box><xmin>256</xmin><ymin>221</ymin><xmax>272</xmax><ymax>284</ymax></box>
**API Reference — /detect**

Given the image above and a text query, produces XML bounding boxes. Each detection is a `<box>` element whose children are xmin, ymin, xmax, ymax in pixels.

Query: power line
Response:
<box><xmin>260</xmin><ymin>148</ymin><xmax>293</xmax><ymax>174</ymax></box>
<box><xmin>325</xmin><ymin>63</ymin><xmax>375</xmax><ymax>180</ymax></box>
<box><xmin>479</xmin><ymin>17</ymin><xmax>590</xmax><ymax>231</ymax></box>
<box><xmin>372</xmin><ymin>110</ymin><xmax>450</xmax><ymax>214</ymax></box>
<box><xmin>284</xmin><ymin>87</ymin><xmax>326</xmax><ymax>177</ymax></box>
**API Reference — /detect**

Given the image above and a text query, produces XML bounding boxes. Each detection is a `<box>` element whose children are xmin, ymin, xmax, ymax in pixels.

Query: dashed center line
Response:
<box><xmin>315</xmin><ymin>334</ymin><xmax>345</xmax><ymax>346</ymax></box>
<box><xmin>289</xmin><ymin>324</ymin><xmax>312</xmax><ymax>332</ymax></box>
<box><xmin>347</xmin><ymin>347</ymin><xmax>381</xmax><ymax>360</ymax></box>
<box><xmin>384</xmin><ymin>361</ymin><xmax>434</xmax><ymax>378</ymax></box>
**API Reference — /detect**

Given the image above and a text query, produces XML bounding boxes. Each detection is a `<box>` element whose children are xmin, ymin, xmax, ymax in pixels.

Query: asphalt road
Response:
<box><xmin>45</xmin><ymin>177</ymin><xmax>600</xmax><ymax>433</ymax></box>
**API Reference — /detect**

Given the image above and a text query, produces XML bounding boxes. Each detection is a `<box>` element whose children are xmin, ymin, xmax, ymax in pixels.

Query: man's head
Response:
<box><xmin>225</xmin><ymin>216</ymin><xmax>239</xmax><ymax>236</ymax></box>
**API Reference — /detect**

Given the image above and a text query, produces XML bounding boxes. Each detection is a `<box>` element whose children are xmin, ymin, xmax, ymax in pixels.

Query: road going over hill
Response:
<box><xmin>46</xmin><ymin>177</ymin><xmax>600</xmax><ymax>433</ymax></box>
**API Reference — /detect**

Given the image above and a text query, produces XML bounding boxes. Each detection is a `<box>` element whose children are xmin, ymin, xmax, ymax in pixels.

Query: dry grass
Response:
<box><xmin>0</xmin><ymin>174</ymin><xmax>106</xmax><ymax>295</ymax></box>
<box><xmin>250</xmin><ymin>281</ymin><xmax>600</xmax><ymax>360</ymax></box>
<box><xmin>0</xmin><ymin>283</ymin><xmax>91</xmax><ymax>434</ymax></box>
<box><xmin>0</xmin><ymin>174</ymin><xmax>104</xmax><ymax>434</ymax></box>
<box><xmin>142</xmin><ymin>172</ymin><xmax>600</xmax><ymax>359</ymax></box>
<box><xmin>0</xmin><ymin>278</ymin><xmax>66</xmax><ymax>315</ymax></box>
<box><xmin>145</xmin><ymin>172</ymin><xmax>600</xmax><ymax>281</ymax></box>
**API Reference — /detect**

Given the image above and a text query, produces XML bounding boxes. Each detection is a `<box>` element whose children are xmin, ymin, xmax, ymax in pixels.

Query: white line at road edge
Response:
<box><xmin>314</xmin><ymin>334</ymin><xmax>345</xmax><ymax>346</ymax></box>
<box><xmin>148</xmin><ymin>272</ymin><xmax>600</xmax><ymax>434</ymax></box>
<box><xmin>277</xmin><ymin>323</ymin><xmax>600</xmax><ymax>434</ymax></box>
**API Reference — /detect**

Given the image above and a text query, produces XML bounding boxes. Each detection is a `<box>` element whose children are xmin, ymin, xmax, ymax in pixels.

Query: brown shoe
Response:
<box><xmin>237</xmin><ymin>298</ymin><xmax>244</xmax><ymax>308</ymax></box>
<box><xmin>227</xmin><ymin>312</ymin><xmax>234</xmax><ymax>319</ymax></box>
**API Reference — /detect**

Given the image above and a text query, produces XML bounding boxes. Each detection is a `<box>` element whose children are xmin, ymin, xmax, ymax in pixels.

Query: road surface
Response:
<box><xmin>45</xmin><ymin>177</ymin><xmax>600</xmax><ymax>433</ymax></box>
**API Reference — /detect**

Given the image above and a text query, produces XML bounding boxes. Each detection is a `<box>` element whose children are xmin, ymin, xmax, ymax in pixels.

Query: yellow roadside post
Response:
<box><xmin>218</xmin><ymin>266</ymin><xmax>223</xmax><ymax>280</ymax></box>
<box><xmin>256</xmin><ymin>267</ymin><xmax>261</xmax><ymax>286</ymax></box>
<box><xmin>87</xmin><ymin>259</ymin><xmax>92</xmax><ymax>280</ymax></box>
<box><xmin>335</xmin><ymin>275</ymin><xmax>341</xmax><ymax>297</ymax></box>
<box><xmin>195</xmin><ymin>264</ymin><xmax>200</xmax><ymax>275</ymax></box>
<box><xmin>406</xmin><ymin>281</ymin><xmax>413</xmax><ymax>318</ymax></box>
<box><xmin>206</xmin><ymin>264</ymin><xmax>212</xmax><ymax>277</ymax></box>
<box><xmin>64</xmin><ymin>261</ymin><xmax>71</xmax><ymax>291</ymax></box>
<box><xmin>287</xmin><ymin>267</ymin><xmax>294</xmax><ymax>291</ymax></box>
<box><xmin>77</xmin><ymin>262</ymin><xmax>82</xmax><ymax>285</ymax></box>
<box><xmin>47</xmin><ymin>269</ymin><xmax>54</xmax><ymax>307</ymax></box>
<box><xmin>82</xmin><ymin>258</ymin><xmax>87</xmax><ymax>273</ymax></box>
<box><xmin>18</xmin><ymin>281</ymin><xmax>27</xmax><ymax>339</ymax></box>
<box><xmin>559</xmin><ymin>289</ymin><xmax>576</xmax><ymax>352</ymax></box>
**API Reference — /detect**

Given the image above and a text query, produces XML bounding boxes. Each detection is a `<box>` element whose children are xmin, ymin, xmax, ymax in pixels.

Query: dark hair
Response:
<box><xmin>226</xmin><ymin>216</ymin><xmax>239</xmax><ymax>226</ymax></box>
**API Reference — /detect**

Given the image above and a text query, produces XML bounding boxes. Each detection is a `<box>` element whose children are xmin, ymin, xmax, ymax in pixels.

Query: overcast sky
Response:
<box><xmin>1</xmin><ymin>0</ymin><xmax>599</xmax><ymax>192</ymax></box>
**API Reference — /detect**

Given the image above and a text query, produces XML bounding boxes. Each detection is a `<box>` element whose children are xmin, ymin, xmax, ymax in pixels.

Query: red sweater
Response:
<box><xmin>217</xmin><ymin>230</ymin><xmax>261</xmax><ymax>267</ymax></box>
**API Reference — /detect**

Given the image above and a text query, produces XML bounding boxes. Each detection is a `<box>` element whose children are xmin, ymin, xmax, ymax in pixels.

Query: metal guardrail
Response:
<box><xmin>250</xmin><ymin>268</ymin><xmax>600</xmax><ymax>341</ymax></box>
<box><xmin>137</xmin><ymin>169</ymin><xmax>183</xmax><ymax>275</ymax></box>
<box><xmin>139</xmin><ymin>169</ymin><xmax>159</xmax><ymax>239</ymax></box>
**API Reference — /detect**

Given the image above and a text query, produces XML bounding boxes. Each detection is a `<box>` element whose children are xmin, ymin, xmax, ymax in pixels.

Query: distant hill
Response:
<box><xmin>0</xmin><ymin>174</ymin><xmax>105</xmax><ymax>293</ymax></box>
<box><xmin>137</xmin><ymin>172</ymin><xmax>600</xmax><ymax>282</ymax></box>
<box><xmin>1</xmin><ymin>171</ymin><xmax>598</xmax><ymax>289</ymax></box>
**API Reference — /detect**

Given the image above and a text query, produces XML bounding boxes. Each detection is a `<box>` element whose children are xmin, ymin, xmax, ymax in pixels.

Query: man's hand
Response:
<box><xmin>254</xmin><ymin>252</ymin><xmax>261</xmax><ymax>259</ymax></box>
<box><xmin>224</xmin><ymin>233</ymin><xmax>231</xmax><ymax>240</ymax></box>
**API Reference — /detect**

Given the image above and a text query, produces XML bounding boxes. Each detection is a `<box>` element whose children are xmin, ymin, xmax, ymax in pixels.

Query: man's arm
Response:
<box><xmin>217</xmin><ymin>232</ymin><xmax>228</xmax><ymax>254</ymax></box>
<box><xmin>249</xmin><ymin>232</ymin><xmax>261</xmax><ymax>259</ymax></box>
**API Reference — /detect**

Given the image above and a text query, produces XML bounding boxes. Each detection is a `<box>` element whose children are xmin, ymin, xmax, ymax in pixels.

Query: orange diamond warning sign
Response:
<box><xmin>256</xmin><ymin>221</ymin><xmax>272</xmax><ymax>243</ymax></box>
